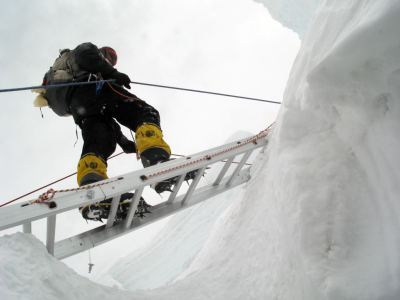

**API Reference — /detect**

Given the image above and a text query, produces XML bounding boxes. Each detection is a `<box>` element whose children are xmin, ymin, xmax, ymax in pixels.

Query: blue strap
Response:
<box><xmin>96</xmin><ymin>81</ymin><xmax>103</xmax><ymax>95</ymax></box>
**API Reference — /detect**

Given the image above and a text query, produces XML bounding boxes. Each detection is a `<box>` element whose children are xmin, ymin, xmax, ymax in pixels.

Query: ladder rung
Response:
<box><xmin>227</xmin><ymin>150</ymin><xmax>253</xmax><ymax>187</ymax></box>
<box><xmin>213</xmin><ymin>156</ymin><xmax>235</xmax><ymax>186</ymax></box>
<box><xmin>46</xmin><ymin>215</ymin><xmax>56</xmax><ymax>256</ymax></box>
<box><xmin>124</xmin><ymin>187</ymin><xmax>144</xmax><ymax>229</ymax></box>
<box><xmin>167</xmin><ymin>174</ymin><xmax>186</xmax><ymax>204</ymax></box>
<box><xmin>106</xmin><ymin>195</ymin><xmax>122</xmax><ymax>229</ymax></box>
<box><xmin>23</xmin><ymin>222</ymin><xmax>32</xmax><ymax>234</ymax></box>
<box><xmin>182</xmin><ymin>166</ymin><xmax>208</xmax><ymax>205</ymax></box>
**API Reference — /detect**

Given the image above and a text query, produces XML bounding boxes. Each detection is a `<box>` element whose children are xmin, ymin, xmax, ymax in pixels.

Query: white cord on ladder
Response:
<box><xmin>88</xmin><ymin>250</ymin><xmax>95</xmax><ymax>273</ymax></box>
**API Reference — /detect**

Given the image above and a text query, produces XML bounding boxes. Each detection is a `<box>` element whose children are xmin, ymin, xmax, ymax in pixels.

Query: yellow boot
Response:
<box><xmin>135</xmin><ymin>123</ymin><xmax>171</xmax><ymax>167</ymax></box>
<box><xmin>77</xmin><ymin>154</ymin><xmax>108</xmax><ymax>186</ymax></box>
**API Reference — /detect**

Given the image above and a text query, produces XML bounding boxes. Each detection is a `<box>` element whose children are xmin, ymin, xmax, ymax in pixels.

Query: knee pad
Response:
<box><xmin>135</xmin><ymin>123</ymin><xmax>171</xmax><ymax>158</ymax></box>
<box><xmin>77</xmin><ymin>154</ymin><xmax>108</xmax><ymax>186</ymax></box>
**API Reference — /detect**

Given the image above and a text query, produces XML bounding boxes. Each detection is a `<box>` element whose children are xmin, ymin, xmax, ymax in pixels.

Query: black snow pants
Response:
<box><xmin>70</xmin><ymin>82</ymin><xmax>161</xmax><ymax>162</ymax></box>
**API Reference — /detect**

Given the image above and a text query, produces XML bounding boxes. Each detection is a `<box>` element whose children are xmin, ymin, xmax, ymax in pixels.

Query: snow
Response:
<box><xmin>2</xmin><ymin>0</ymin><xmax>400</xmax><ymax>299</ymax></box>
<box><xmin>254</xmin><ymin>0</ymin><xmax>321</xmax><ymax>39</ymax></box>
<box><xmin>0</xmin><ymin>233</ymin><xmax>133</xmax><ymax>300</ymax></box>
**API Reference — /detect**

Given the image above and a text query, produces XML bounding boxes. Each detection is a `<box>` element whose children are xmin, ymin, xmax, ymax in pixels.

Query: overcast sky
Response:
<box><xmin>0</xmin><ymin>0</ymin><xmax>300</xmax><ymax>279</ymax></box>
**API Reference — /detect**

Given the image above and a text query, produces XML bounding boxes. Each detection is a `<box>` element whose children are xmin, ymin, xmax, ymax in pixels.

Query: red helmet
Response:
<box><xmin>100</xmin><ymin>46</ymin><xmax>118</xmax><ymax>66</ymax></box>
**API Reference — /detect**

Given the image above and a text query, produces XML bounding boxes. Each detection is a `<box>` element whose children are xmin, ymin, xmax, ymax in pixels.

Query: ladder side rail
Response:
<box><xmin>97</xmin><ymin>138</ymin><xmax>265</xmax><ymax>203</ymax></box>
<box><xmin>182</xmin><ymin>166</ymin><xmax>208</xmax><ymax>205</ymax></box>
<box><xmin>0</xmin><ymin>186</ymin><xmax>107</xmax><ymax>231</ymax></box>
<box><xmin>46</xmin><ymin>215</ymin><xmax>56</xmax><ymax>256</ymax></box>
<box><xmin>124</xmin><ymin>187</ymin><xmax>144</xmax><ymax>229</ymax></box>
<box><xmin>227</xmin><ymin>150</ymin><xmax>253</xmax><ymax>187</ymax></box>
<box><xmin>54</xmin><ymin>167</ymin><xmax>251</xmax><ymax>260</ymax></box>
<box><xmin>0</xmin><ymin>137</ymin><xmax>268</xmax><ymax>232</ymax></box>
<box><xmin>213</xmin><ymin>156</ymin><xmax>235</xmax><ymax>186</ymax></box>
<box><xmin>106</xmin><ymin>195</ymin><xmax>122</xmax><ymax>229</ymax></box>
<box><xmin>166</xmin><ymin>174</ymin><xmax>185</xmax><ymax>205</ymax></box>
<box><xmin>108</xmin><ymin>136</ymin><xmax>267</xmax><ymax>199</ymax></box>
<box><xmin>115</xmin><ymin>136</ymin><xmax>267</xmax><ymax>184</ymax></box>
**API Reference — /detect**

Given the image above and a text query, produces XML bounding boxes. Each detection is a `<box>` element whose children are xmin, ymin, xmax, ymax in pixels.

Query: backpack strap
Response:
<box><xmin>66</xmin><ymin>51</ymin><xmax>90</xmax><ymax>82</ymax></box>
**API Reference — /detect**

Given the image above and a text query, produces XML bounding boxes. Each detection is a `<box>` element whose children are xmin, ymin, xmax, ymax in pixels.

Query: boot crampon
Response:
<box><xmin>152</xmin><ymin>168</ymin><xmax>208</xmax><ymax>194</ymax></box>
<box><xmin>79</xmin><ymin>193</ymin><xmax>152</xmax><ymax>222</ymax></box>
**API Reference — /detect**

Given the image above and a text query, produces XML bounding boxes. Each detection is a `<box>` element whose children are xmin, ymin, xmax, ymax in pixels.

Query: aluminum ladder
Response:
<box><xmin>0</xmin><ymin>135</ymin><xmax>268</xmax><ymax>260</ymax></box>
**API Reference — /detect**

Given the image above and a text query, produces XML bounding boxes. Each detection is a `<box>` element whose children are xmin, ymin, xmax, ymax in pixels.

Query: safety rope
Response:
<box><xmin>2</xmin><ymin>122</ymin><xmax>274</xmax><ymax>208</ymax></box>
<box><xmin>0</xmin><ymin>152</ymin><xmax>124</xmax><ymax>208</ymax></box>
<box><xmin>0</xmin><ymin>79</ymin><xmax>117</xmax><ymax>93</ymax></box>
<box><xmin>3</xmin><ymin>122</ymin><xmax>273</xmax><ymax>208</ymax></box>
<box><xmin>141</xmin><ymin>122</ymin><xmax>275</xmax><ymax>181</ymax></box>
<box><xmin>129</xmin><ymin>81</ymin><xmax>281</xmax><ymax>105</ymax></box>
<box><xmin>0</xmin><ymin>78</ymin><xmax>278</xmax><ymax>207</ymax></box>
<box><xmin>107</xmin><ymin>82</ymin><xmax>145</xmax><ymax>102</ymax></box>
<box><xmin>0</xmin><ymin>80</ymin><xmax>281</xmax><ymax>104</ymax></box>
<box><xmin>30</xmin><ymin>178</ymin><xmax>122</xmax><ymax>208</ymax></box>
<box><xmin>0</xmin><ymin>149</ymin><xmax>255</xmax><ymax>208</ymax></box>
<box><xmin>172</xmin><ymin>153</ymin><xmax>252</xmax><ymax>166</ymax></box>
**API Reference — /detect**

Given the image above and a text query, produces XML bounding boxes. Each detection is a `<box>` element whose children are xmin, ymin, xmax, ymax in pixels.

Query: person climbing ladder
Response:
<box><xmin>40</xmin><ymin>42</ymin><xmax>172</xmax><ymax>190</ymax></box>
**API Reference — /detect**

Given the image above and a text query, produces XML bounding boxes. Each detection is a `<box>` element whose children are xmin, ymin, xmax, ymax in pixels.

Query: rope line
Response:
<box><xmin>142</xmin><ymin>122</ymin><xmax>275</xmax><ymax>181</ymax></box>
<box><xmin>0</xmin><ymin>78</ymin><xmax>278</xmax><ymax>207</ymax></box>
<box><xmin>30</xmin><ymin>178</ymin><xmax>121</xmax><ymax>206</ymax></box>
<box><xmin>0</xmin><ymin>151</ymin><xmax>253</xmax><ymax>207</ymax></box>
<box><xmin>0</xmin><ymin>152</ymin><xmax>124</xmax><ymax>208</ymax></box>
<box><xmin>0</xmin><ymin>80</ymin><xmax>117</xmax><ymax>93</ymax></box>
<box><xmin>1</xmin><ymin>128</ymin><xmax>270</xmax><ymax>209</ymax></box>
<box><xmin>0</xmin><ymin>80</ymin><xmax>281</xmax><ymax>104</ymax></box>
<box><xmin>129</xmin><ymin>81</ymin><xmax>281</xmax><ymax>104</ymax></box>
<box><xmin>107</xmin><ymin>82</ymin><xmax>145</xmax><ymax>102</ymax></box>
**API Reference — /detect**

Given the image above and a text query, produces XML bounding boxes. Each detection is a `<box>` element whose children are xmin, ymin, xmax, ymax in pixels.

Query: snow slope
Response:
<box><xmin>1</xmin><ymin>1</ymin><xmax>400</xmax><ymax>299</ymax></box>
<box><xmin>0</xmin><ymin>233</ymin><xmax>135</xmax><ymax>300</ymax></box>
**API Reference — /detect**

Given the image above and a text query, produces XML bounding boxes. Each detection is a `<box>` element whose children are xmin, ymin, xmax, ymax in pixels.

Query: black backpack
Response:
<box><xmin>43</xmin><ymin>49</ymin><xmax>89</xmax><ymax>117</ymax></box>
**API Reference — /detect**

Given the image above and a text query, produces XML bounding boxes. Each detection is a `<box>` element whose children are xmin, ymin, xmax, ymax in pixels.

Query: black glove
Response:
<box><xmin>117</xmin><ymin>135</ymin><xmax>136</xmax><ymax>153</ymax></box>
<box><xmin>109</xmin><ymin>70</ymin><xmax>131</xmax><ymax>89</ymax></box>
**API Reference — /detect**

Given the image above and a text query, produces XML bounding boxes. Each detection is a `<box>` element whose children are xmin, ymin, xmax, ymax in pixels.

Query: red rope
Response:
<box><xmin>107</xmin><ymin>82</ymin><xmax>145</xmax><ymax>102</ymax></box>
<box><xmin>143</xmin><ymin>123</ymin><xmax>274</xmax><ymax>181</ymax></box>
<box><xmin>0</xmin><ymin>152</ymin><xmax>124</xmax><ymax>208</ymax></box>
<box><xmin>1</xmin><ymin>124</ymin><xmax>270</xmax><ymax>208</ymax></box>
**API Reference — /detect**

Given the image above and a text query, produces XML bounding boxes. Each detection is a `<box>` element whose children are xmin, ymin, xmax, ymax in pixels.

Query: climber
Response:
<box><xmin>67</xmin><ymin>43</ymin><xmax>172</xmax><ymax>187</ymax></box>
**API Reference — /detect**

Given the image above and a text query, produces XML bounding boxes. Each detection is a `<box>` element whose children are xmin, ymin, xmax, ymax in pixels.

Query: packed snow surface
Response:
<box><xmin>1</xmin><ymin>0</ymin><xmax>400</xmax><ymax>299</ymax></box>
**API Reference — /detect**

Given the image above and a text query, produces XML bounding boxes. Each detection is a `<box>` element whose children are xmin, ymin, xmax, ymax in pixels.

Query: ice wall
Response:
<box><xmin>132</xmin><ymin>1</ymin><xmax>400</xmax><ymax>299</ymax></box>
<box><xmin>254</xmin><ymin>0</ymin><xmax>321</xmax><ymax>39</ymax></box>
